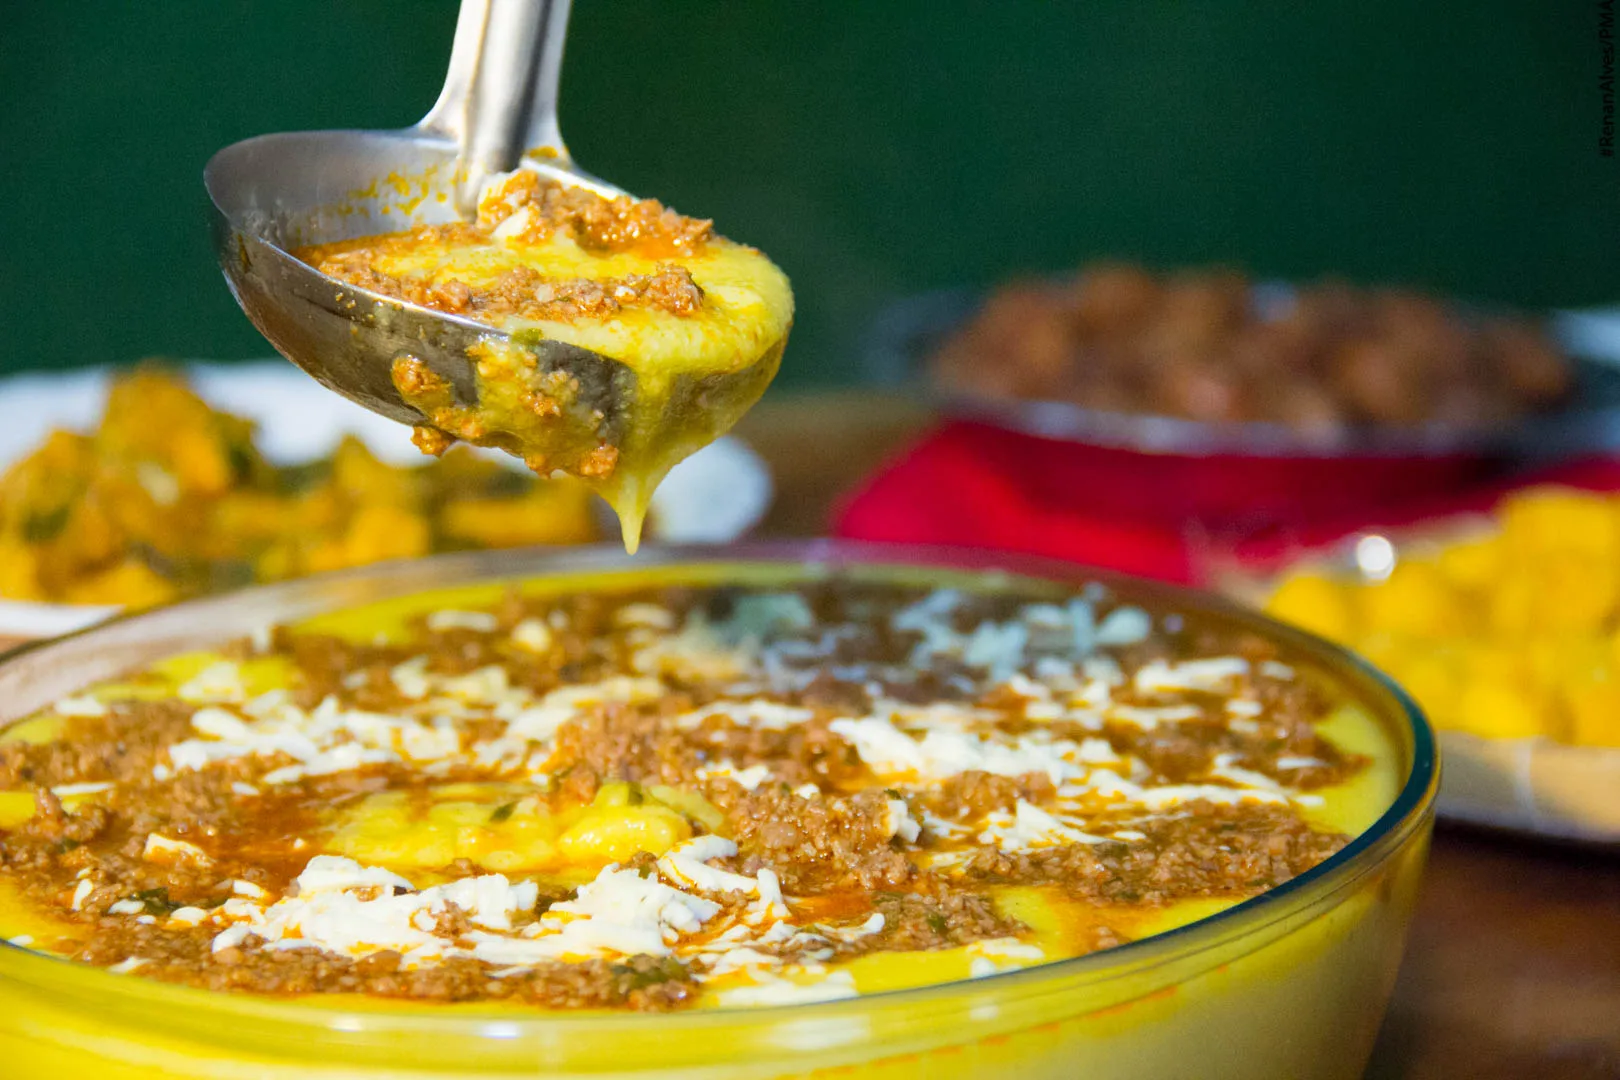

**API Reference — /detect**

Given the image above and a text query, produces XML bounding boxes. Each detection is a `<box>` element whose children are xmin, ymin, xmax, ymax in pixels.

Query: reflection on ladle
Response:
<box><xmin>203</xmin><ymin>0</ymin><xmax>792</xmax><ymax>551</ymax></box>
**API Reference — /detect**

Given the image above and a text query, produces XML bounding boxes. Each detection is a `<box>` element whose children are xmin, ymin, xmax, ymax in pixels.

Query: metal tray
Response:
<box><xmin>862</xmin><ymin>286</ymin><xmax>1620</xmax><ymax>462</ymax></box>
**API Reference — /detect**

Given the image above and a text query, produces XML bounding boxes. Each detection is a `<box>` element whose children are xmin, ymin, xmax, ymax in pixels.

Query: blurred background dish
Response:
<box><xmin>930</xmin><ymin>267</ymin><xmax>1579</xmax><ymax>444</ymax></box>
<box><xmin>854</xmin><ymin>276</ymin><xmax>1620</xmax><ymax>528</ymax></box>
<box><xmin>867</xmin><ymin>269</ymin><xmax>1620</xmax><ymax>458</ymax></box>
<box><xmin>0</xmin><ymin>362</ymin><xmax>770</xmax><ymax>637</ymax></box>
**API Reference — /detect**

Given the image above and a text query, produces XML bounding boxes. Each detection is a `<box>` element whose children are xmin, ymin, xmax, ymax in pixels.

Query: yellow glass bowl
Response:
<box><xmin>0</xmin><ymin>542</ymin><xmax>1438</xmax><ymax>1080</ymax></box>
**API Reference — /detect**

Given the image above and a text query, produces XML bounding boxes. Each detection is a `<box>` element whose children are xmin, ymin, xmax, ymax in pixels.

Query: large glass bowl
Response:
<box><xmin>0</xmin><ymin>542</ymin><xmax>1438</xmax><ymax>1080</ymax></box>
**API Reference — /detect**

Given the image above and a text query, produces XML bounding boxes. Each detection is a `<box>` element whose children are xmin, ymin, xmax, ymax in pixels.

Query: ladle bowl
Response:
<box><xmin>203</xmin><ymin>0</ymin><xmax>781</xmax><ymax>472</ymax></box>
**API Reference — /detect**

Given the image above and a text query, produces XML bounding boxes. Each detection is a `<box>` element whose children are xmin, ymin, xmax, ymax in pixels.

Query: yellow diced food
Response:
<box><xmin>61</xmin><ymin>558</ymin><xmax>178</xmax><ymax>609</ymax></box>
<box><xmin>1433</xmin><ymin>531</ymin><xmax>1502</xmax><ymax>590</ymax></box>
<box><xmin>1451</xmin><ymin>674</ymin><xmax>1555</xmax><ymax>741</ymax></box>
<box><xmin>1608</xmin><ymin>628</ymin><xmax>1620</xmax><ymax>673</ymax></box>
<box><xmin>1524</xmin><ymin>637</ymin><xmax>1609</xmax><ymax>691</ymax></box>
<box><xmin>52</xmin><ymin>495</ymin><xmax>124</xmax><ymax>574</ymax></box>
<box><xmin>1358</xmin><ymin>560</ymin><xmax>1462</xmax><ymax>639</ymax></box>
<box><xmin>345</xmin><ymin>504</ymin><xmax>432</xmax><ymax>564</ymax></box>
<box><xmin>1456</xmin><ymin>641</ymin><xmax>1532</xmax><ymax>690</ymax></box>
<box><xmin>1267</xmin><ymin>483</ymin><xmax>1620</xmax><ymax>746</ymax></box>
<box><xmin>1381</xmin><ymin>649</ymin><xmax>1463</xmax><ymax>725</ymax></box>
<box><xmin>1565</xmin><ymin>677</ymin><xmax>1620</xmax><ymax>748</ymax></box>
<box><xmin>1485</xmin><ymin>575</ymin><xmax>1539</xmax><ymax>638</ymax></box>
<box><xmin>0</xmin><ymin>431</ymin><xmax>96</xmax><ymax>537</ymax></box>
<box><xmin>439</xmin><ymin>486</ymin><xmax>598</xmax><ymax>548</ymax></box>
<box><xmin>1498</xmin><ymin>487</ymin><xmax>1620</xmax><ymax>561</ymax></box>
<box><xmin>0</xmin><ymin>541</ymin><xmax>43</xmax><ymax>601</ymax></box>
<box><xmin>1529</xmin><ymin>554</ymin><xmax>1620</xmax><ymax>636</ymax></box>
<box><xmin>1265</xmin><ymin>571</ymin><xmax>1356</xmax><ymax>642</ymax></box>
<box><xmin>0</xmin><ymin>368</ymin><xmax>612</xmax><ymax>606</ymax></box>
<box><xmin>329</xmin><ymin>436</ymin><xmax>420</xmax><ymax>509</ymax></box>
<box><xmin>307</xmin><ymin>505</ymin><xmax>431</xmax><ymax>574</ymax></box>
<box><xmin>166</xmin><ymin>426</ymin><xmax>235</xmax><ymax>497</ymax></box>
<box><xmin>210</xmin><ymin>491</ymin><xmax>297</xmax><ymax>544</ymax></box>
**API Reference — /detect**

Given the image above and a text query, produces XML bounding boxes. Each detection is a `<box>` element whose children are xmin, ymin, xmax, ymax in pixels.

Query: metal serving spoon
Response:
<box><xmin>202</xmin><ymin>0</ymin><xmax>686</xmax><ymax>442</ymax></box>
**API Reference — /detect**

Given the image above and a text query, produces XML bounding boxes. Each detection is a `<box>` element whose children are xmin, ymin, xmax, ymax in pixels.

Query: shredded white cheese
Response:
<box><xmin>52</xmin><ymin>695</ymin><xmax>106</xmax><ymax>718</ymax></box>
<box><xmin>426</xmin><ymin>610</ymin><xmax>500</xmax><ymax>633</ymax></box>
<box><xmin>978</xmin><ymin>802</ymin><xmax>1106</xmax><ymax>850</ymax></box>
<box><xmin>142</xmin><ymin>834</ymin><xmax>211</xmax><ymax>867</ymax></box>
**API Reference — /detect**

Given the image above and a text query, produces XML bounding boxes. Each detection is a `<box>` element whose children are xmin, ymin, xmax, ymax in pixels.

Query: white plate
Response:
<box><xmin>1440</xmin><ymin>732</ymin><xmax>1620</xmax><ymax>845</ymax></box>
<box><xmin>0</xmin><ymin>361</ymin><xmax>772</xmax><ymax>638</ymax></box>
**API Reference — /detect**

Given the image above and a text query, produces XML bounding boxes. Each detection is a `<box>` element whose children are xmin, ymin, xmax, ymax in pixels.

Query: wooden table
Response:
<box><xmin>737</xmin><ymin>391</ymin><xmax>1620</xmax><ymax>1080</ymax></box>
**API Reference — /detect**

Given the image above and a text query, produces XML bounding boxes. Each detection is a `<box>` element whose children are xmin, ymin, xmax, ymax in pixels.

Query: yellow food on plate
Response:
<box><xmin>1264</xmin><ymin>485</ymin><xmax>1620</xmax><ymax>748</ymax></box>
<box><xmin>0</xmin><ymin>367</ymin><xmax>597</xmax><ymax>607</ymax></box>
<box><xmin>296</xmin><ymin>172</ymin><xmax>793</xmax><ymax>551</ymax></box>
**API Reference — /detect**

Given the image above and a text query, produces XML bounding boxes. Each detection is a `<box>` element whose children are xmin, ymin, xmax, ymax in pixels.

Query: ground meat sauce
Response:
<box><xmin>961</xmin><ymin>803</ymin><xmax>1348</xmax><ymax>904</ymax></box>
<box><xmin>932</xmin><ymin>262</ymin><xmax>1574</xmax><ymax>436</ymax></box>
<box><xmin>0</xmin><ymin>576</ymin><xmax>1386</xmax><ymax>1011</ymax></box>
<box><xmin>316</xmin><ymin>256</ymin><xmax>706</xmax><ymax>327</ymax></box>
<box><xmin>297</xmin><ymin>175</ymin><xmax>714</xmax><ymax>326</ymax></box>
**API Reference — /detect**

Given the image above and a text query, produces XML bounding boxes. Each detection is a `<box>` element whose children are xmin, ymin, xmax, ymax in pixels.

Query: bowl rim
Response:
<box><xmin>0</xmin><ymin>540</ymin><xmax>1439</xmax><ymax>1051</ymax></box>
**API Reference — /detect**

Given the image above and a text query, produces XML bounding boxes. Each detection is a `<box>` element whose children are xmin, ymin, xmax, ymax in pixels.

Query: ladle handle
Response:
<box><xmin>418</xmin><ymin>0</ymin><xmax>574</xmax><ymax>214</ymax></box>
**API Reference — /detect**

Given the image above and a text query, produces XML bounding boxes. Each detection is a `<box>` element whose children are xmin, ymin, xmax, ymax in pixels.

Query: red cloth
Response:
<box><xmin>833</xmin><ymin>421</ymin><xmax>1620</xmax><ymax>585</ymax></box>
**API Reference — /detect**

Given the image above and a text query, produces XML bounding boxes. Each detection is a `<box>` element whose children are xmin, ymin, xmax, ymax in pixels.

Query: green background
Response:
<box><xmin>2</xmin><ymin>1</ymin><xmax>1614</xmax><ymax>387</ymax></box>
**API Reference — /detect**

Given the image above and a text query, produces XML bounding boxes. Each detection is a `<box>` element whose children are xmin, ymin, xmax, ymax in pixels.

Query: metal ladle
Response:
<box><xmin>202</xmin><ymin>0</ymin><xmax>781</xmax><ymax>466</ymax></box>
